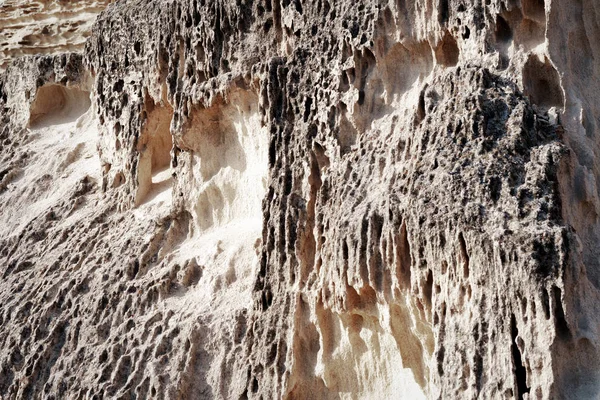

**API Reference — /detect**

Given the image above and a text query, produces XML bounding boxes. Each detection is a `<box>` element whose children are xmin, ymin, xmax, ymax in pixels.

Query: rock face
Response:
<box><xmin>0</xmin><ymin>0</ymin><xmax>113</xmax><ymax>71</ymax></box>
<box><xmin>1</xmin><ymin>0</ymin><xmax>600</xmax><ymax>399</ymax></box>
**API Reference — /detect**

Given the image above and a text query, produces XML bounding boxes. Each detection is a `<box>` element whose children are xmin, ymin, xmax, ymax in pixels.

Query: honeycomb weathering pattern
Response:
<box><xmin>1</xmin><ymin>0</ymin><xmax>600</xmax><ymax>399</ymax></box>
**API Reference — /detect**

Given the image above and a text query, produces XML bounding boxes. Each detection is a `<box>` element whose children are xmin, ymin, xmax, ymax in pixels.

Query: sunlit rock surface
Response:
<box><xmin>1</xmin><ymin>1</ymin><xmax>600</xmax><ymax>399</ymax></box>
<box><xmin>0</xmin><ymin>0</ymin><xmax>113</xmax><ymax>71</ymax></box>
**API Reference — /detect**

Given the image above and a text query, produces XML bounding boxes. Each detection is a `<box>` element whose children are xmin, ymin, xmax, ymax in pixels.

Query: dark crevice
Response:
<box><xmin>495</xmin><ymin>15</ymin><xmax>512</xmax><ymax>43</ymax></box>
<box><xmin>458</xmin><ymin>232</ymin><xmax>470</xmax><ymax>278</ymax></box>
<box><xmin>415</xmin><ymin>87</ymin><xmax>426</xmax><ymax>125</ymax></box>
<box><xmin>438</xmin><ymin>0</ymin><xmax>449</xmax><ymax>24</ymax></box>
<box><xmin>369</xmin><ymin>213</ymin><xmax>385</xmax><ymax>291</ymax></box>
<box><xmin>511</xmin><ymin>314</ymin><xmax>530</xmax><ymax>400</ymax></box>
<box><xmin>541</xmin><ymin>287</ymin><xmax>550</xmax><ymax>319</ymax></box>
<box><xmin>424</xmin><ymin>270</ymin><xmax>433</xmax><ymax>309</ymax></box>
<box><xmin>397</xmin><ymin>221</ymin><xmax>412</xmax><ymax>288</ymax></box>
<box><xmin>489</xmin><ymin>176</ymin><xmax>502</xmax><ymax>203</ymax></box>
<box><xmin>552</xmin><ymin>286</ymin><xmax>571</xmax><ymax>339</ymax></box>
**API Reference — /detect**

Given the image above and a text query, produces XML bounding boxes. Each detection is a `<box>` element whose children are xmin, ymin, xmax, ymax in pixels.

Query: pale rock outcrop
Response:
<box><xmin>1</xmin><ymin>0</ymin><xmax>600</xmax><ymax>399</ymax></box>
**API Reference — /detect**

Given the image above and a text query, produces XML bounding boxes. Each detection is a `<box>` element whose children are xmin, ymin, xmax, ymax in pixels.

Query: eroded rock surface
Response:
<box><xmin>0</xmin><ymin>0</ymin><xmax>113</xmax><ymax>71</ymax></box>
<box><xmin>1</xmin><ymin>0</ymin><xmax>600</xmax><ymax>399</ymax></box>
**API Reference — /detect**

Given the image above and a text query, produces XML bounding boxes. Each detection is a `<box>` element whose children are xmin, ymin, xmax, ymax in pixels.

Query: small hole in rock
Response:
<box><xmin>522</xmin><ymin>55</ymin><xmax>564</xmax><ymax>109</ymax></box>
<box><xmin>435</xmin><ymin>32</ymin><xmax>459</xmax><ymax>67</ymax></box>
<box><xmin>495</xmin><ymin>15</ymin><xmax>513</xmax><ymax>43</ymax></box>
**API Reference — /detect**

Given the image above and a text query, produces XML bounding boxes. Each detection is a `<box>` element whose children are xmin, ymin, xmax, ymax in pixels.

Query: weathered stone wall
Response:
<box><xmin>1</xmin><ymin>0</ymin><xmax>600</xmax><ymax>399</ymax></box>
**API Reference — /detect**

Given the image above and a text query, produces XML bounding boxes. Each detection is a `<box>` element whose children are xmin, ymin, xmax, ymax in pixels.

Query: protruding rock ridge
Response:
<box><xmin>0</xmin><ymin>0</ymin><xmax>600</xmax><ymax>399</ymax></box>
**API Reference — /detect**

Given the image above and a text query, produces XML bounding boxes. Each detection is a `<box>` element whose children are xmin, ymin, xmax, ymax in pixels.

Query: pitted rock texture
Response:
<box><xmin>1</xmin><ymin>0</ymin><xmax>600</xmax><ymax>399</ymax></box>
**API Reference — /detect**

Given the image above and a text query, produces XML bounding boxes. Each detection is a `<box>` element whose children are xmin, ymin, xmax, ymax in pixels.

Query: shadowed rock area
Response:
<box><xmin>1</xmin><ymin>0</ymin><xmax>600</xmax><ymax>399</ymax></box>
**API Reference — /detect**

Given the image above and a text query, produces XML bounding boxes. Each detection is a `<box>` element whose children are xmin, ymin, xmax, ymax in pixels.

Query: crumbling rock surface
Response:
<box><xmin>1</xmin><ymin>0</ymin><xmax>600</xmax><ymax>399</ymax></box>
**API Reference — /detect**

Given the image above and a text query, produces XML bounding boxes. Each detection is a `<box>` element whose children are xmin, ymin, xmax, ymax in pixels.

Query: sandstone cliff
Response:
<box><xmin>1</xmin><ymin>0</ymin><xmax>599</xmax><ymax>399</ymax></box>
<box><xmin>0</xmin><ymin>0</ymin><xmax>113</xmax><ymax>71</ymax></box>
